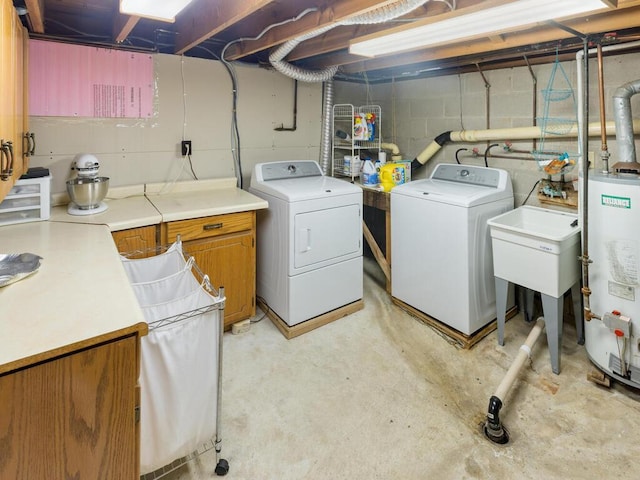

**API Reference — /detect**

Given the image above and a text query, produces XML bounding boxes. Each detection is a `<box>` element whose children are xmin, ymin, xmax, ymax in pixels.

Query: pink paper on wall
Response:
<box><xmin>29</xmin><ymin>40</ymin><xmax>154</xmax><ymax>118</ymax></box>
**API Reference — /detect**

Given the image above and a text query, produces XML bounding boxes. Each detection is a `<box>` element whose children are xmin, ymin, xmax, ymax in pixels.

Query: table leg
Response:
<box><xmin>571</xmin><ymin>282</ymin><xmax>585</xmax><ymax>345</ymax></box>
<box><xmin>495</xmin><ymin>277</ymin><xmax>510</xmax><ymax>346</ymax></box>
<box><xmin>541</xmin><ymin>293</ymin><xmax>564</xmax><ymax>375</ymax></box>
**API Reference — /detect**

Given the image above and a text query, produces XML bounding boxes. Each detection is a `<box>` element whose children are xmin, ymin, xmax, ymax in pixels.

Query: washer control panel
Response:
<box><xmin>431</xmin><ymin>163</ymin><xmax>501</xmax><ymax>188</ymax></box>
<box><xmin>258</xmin><ymin>161</ymin><xmax>323</xmax><ymax>181</ymax></box>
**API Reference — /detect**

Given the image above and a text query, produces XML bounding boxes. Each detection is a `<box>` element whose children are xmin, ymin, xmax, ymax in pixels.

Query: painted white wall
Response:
<box><xmin>27</xmin><ymin>45</ymin><xmax>640</xmax><ymax>206</ymax></box>
<box><xmin>334</xmin><ymin>51</ymin><xmax>640</xmax><ymax>207</ymax></box>
<box><xmin>28</xmin><ymin>52</ymin><xmax>323</xmax><ymax>194</ymax></box>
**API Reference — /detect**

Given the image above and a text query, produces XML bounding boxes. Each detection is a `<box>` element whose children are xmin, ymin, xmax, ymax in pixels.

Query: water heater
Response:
<box><xmin>586</xmin><ymin>174</ymin><xmax>640</xmax><ymax>387</ymax></box>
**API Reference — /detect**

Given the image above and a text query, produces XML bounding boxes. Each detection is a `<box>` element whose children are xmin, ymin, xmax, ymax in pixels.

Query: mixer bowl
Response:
<box><xmin>66</xmin><ymin>176</ymin><xmax>109</xmax><ymax>209</ymax></box>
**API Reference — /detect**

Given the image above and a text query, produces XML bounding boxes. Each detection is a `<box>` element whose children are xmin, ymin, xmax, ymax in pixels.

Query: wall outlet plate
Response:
<box><xmin>181</xmin><ymin>140</ymin><xmax>192</xmax><ymax>156</ymax></box>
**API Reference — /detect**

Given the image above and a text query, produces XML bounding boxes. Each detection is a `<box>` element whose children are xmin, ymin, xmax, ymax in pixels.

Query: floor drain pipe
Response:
<box><xmin>483</xmin><ymin>317</ymin><xmax>545</xmax><ymax>445</ymax></box>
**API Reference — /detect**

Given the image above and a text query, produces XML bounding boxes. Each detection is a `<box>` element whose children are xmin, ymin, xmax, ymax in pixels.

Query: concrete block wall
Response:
<box><xmin>28</xmin><ymin>52</ymin><xmax>323</xmax><ymax>194</ymax></box>
<box><xmin>334</xmin><ymin>50</ymin><xmax>640</xmax><ymax>207</ymax></box>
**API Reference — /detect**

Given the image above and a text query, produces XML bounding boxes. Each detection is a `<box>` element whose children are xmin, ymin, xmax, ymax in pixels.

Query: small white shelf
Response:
<box><xmin>331</xmin><ymin>104</ymin><xmax>381</xmax><ymax>182</ymax></box>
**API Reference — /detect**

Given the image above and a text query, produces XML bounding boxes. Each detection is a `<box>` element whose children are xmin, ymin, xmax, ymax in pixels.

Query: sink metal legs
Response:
<box><xmin>495</xmin><ymin>277</ymin><xmax>584</xmax><ymax>375</ymax></box>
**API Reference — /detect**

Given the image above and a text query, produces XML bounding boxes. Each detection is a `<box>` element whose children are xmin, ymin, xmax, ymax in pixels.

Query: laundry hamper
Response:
<box><xmin>121</xmin><ymin>240</ymin><xmax>229</xmax><ymax>478</ymax></box>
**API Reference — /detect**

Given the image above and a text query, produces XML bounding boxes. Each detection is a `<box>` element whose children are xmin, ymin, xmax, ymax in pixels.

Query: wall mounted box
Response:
<box><xmin>0</xmin><ymin>175</ymin><xmax>51</xmax><ymax>226</ymax></box>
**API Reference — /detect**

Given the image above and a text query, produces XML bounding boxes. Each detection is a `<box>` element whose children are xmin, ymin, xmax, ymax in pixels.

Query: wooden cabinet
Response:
<box><xmin>0</xmin><ymin>0</ymin><xmax>29</xmax><ymax>203</ymax></box>
<box><xmin>0</xmin><ymin>333</ymin><xmax>143</xmax><ymax>480</ymax></box>
<box><xmin>112</xmin><ymin>225</ymin><xmax>158</xmax><ymax>258</ymax></box>
<box><xmin>163</xmin><ymin>211</ymin><xmax>256</xmax><ymax>328</ymax></box>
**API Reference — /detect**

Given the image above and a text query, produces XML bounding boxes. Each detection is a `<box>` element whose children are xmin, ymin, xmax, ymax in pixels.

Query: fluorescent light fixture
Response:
<box><xmin>120</xmin><ymin>0</ymin><xmax>194</xmax><ymax>23</ymax></box>
<box><xmin>349</xmin><ymin>0</ymin><xmax>616</xmax><ymax>57</ymax></box>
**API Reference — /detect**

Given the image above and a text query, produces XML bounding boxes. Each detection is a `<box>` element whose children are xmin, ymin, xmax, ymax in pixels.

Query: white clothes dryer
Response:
<box><xmin>391</xmin><ymin>163</ymin><xmax>513</xmax><ymax>335</ymax></box>
<box><xmin>249</xmin><ymin>161</ymin><xmax>363</xmax><ymax>327</ymax></box>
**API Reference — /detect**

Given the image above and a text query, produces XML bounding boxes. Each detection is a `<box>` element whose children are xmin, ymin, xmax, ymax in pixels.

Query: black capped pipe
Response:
<box><xmin>483</xmin><ymin>395</ymin><xmax>509</xmax><ymax>444</ymax></box>
<box><xmin>411</xmin><ymin>131</ymin><xmax>452</xmax><ymax>173</ymax></box>
<box><xmin>482</xmin><ymin>318</ymin><xmax>545</xmax><ymax>445</ymax></box>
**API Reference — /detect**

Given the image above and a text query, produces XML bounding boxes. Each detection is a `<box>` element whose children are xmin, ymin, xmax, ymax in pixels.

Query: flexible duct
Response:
<box><xmin>319</xmin><ymin>80</ymin><xmax>335</xmax><ymax>173</ymax></box>
<box><xmin>268</xmin><ymin>0</ymin><xmax>431</xmax><ymax>173</ymax></box>
<box><xmin>269</xmin><ymin>0</ymin><xmax>430</xmax><ymax>82</ymax></box>
<box><xmin>612</xmin><ymin>79</ymin><xmax>640</xmax><ymax>164</ymax></box>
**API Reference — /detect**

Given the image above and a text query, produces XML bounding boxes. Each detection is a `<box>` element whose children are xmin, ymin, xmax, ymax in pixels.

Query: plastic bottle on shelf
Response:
<box><xmin>361</xmin><ymin>159</ymin><xmax>378</xmax><ymax>187</ymax></box>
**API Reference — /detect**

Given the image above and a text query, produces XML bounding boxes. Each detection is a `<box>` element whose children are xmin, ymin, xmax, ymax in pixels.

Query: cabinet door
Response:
<box><xmin>0</xmin><ymin>0</ymin><xmax>27</xmax><ymax>202</ymax></box>
<box><xmin>0</xmin><ymin>336</ymin><xmax>140</xmax><ymax>480</ymax></box>
<box><xmin>185</xmin><ymin>231</ymin><xmax>256</xmax><ymax>327</ymax></box>
<box><xmin>112</xmin><ymin>225</ymin><xmax>158</xmax><ymax>258</ymax></box>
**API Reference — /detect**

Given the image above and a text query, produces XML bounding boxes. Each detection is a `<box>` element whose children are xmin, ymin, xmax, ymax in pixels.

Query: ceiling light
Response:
<box><xmin>349</xmin><ymin>0</ymin><xmax>617</xmax><ymax>57</ymax></box>
<box><xmin>120</xmin><ymin>0</ymin><xmax>194</xmax><ymax>23</ymax></box>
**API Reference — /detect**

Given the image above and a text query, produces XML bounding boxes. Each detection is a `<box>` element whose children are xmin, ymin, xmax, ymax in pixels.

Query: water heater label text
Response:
<box><xmin>601</xmin><ymin>195</ymin><xmax>631</xmax><ymax>209</ymax></box>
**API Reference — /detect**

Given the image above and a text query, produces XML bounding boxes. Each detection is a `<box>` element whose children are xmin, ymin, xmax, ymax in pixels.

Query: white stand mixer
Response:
<box><xmin>66</xmin><ymin>154</ymin><xmax>110</xmax><ymax>215</ymax></box>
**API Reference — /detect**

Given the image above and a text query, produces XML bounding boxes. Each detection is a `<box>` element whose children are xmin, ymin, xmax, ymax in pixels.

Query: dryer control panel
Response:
<box><xmin>256</xmin><ymin>161</ymin><xmax>323</xmax><ymax>181</ymax></box>
<box><xmin>432</xmin><ymin>163</ymin><xmax>503</xmax><ymax>188</ymax></box>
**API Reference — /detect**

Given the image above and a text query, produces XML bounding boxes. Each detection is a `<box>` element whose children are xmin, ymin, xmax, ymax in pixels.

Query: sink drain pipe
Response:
<box><xmin>484</xmin><ymin>318</ymin><xmax>545</xmax><ymax>445</ymax></box>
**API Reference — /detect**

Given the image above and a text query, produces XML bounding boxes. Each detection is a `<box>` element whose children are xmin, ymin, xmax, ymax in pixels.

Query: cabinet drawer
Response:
<box><xmin>166</xmin><ymin>211</ymin><xmax>254</xmax><ymax>242</ymax></box>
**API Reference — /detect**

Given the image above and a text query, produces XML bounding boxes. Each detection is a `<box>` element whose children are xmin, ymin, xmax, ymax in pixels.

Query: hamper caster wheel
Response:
<box><xmin>215</xmin><ymin>458</ymin><xmax>229</xmax><ymax>476</ymax></box>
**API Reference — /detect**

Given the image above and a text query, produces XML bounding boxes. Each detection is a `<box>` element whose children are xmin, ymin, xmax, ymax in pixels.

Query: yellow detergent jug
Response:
<box><xmin>380</xmin><ymin>163</ymin><xmax>409</xmax><ymax>192</ymax></box>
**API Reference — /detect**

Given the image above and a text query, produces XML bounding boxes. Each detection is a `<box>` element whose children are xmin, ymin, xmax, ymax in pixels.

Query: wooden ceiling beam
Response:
<box><xmin>324</xmin><ymin>6</ymin><xmax>640</xmax><ymax>74</ymax></box>
<box><xmin>279</xmin><ymin>0</ymin><xmax>514</xmax><ymax>62</ymax></box>
<box><xmin>24</xmin><ymin>0</ymin><xmax>45</xmax><ymax>33</ymax></box>
<box><xmin>113</xmin><ymin>14</ymin><xmax>140</xmax><ymax>43</ymax></box>
<box><xmin>223</xmin><ymin>0</ymin><xmax>405</xmax><ymax>61</ymax></box>
<box><xmin>173</xmin><ymin>0</ymin><xmax>275</xmax><ymax>55</ymax></box>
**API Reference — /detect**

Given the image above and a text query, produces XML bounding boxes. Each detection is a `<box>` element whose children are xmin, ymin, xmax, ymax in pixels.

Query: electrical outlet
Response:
<box><xmin>181</xmin><ymin>140</ymin><xmax>192</xmax><ymax>156</ymax></box>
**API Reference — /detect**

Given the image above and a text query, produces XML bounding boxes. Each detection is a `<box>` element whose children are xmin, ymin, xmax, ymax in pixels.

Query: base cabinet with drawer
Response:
<box><xmin>0</xmin><ymin>333</ymin><xmax>143</xmax><ymax>480</ymax></box>
<box><xmin>163</xmin><ymin>211</ymin><xmax>256</xmax><ymax>328</ymax></box>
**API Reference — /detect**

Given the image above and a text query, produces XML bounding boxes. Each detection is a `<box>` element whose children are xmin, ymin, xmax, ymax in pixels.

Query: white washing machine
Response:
<box><xmin>249</xmin><ymin>161</ymin><xmax>363</xmax><ymax>327</ymax></box>
<box><xmin>391</xmin><ymin>163</ymin><xmax>513</xmax><ymax>335</ymax></box>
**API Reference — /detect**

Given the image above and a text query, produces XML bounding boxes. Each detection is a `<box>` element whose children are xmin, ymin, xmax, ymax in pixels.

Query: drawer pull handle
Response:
<box><xmin>204</xmin><ymin>223</ymin><xmax>223</xmax><ymax>231</ymax></box>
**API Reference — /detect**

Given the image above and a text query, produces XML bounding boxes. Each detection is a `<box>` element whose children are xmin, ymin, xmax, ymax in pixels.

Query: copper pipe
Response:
<box><xmin>597</xmin><ymin>44</ymin><xmax>608</xmax><ymax>150</ymax></box>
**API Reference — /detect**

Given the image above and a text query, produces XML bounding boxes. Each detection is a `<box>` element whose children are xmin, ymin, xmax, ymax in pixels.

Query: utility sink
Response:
<box><xmin>488</xmin><ymin>206</ymin><xmax>581</xmax><ymax>297</ymax></box>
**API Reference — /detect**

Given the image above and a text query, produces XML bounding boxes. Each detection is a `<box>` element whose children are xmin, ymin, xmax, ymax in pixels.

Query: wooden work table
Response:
<box><xmin>361</xmin><ymin>187</ymin><xmax>391</xmax><ymax>291</ymax></box>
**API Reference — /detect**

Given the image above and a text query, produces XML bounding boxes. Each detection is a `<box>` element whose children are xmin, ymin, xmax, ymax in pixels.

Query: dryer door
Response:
<box><xmin>293</xmin><ymin>203</ymin><xmax>361</xmax><ymax>271</ymax></box>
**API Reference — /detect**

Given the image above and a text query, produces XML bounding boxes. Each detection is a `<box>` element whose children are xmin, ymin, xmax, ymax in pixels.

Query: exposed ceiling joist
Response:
<box><xmin>14</xmin><ymin>0</ymin><xmax>640</xmax><ymax>83</ymax></box>
<box><xmin>173</xmin><ymin>0</ymin><xmax>274</xmax><ymax>55</ymax></box>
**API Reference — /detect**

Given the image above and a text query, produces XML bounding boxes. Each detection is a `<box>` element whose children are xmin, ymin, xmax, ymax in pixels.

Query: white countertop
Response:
<box><xmin>1</xmin><ymin>178</ymin><xmax>268</xmax><ymax>373</ymax></box>
<box><xmin>49</xmin><ymin>178</ymin><xmax>268</xmax><ymax>229</ymax></box>
<box><xmin>0</xmin><ymin>222</ymin><xmax>147</xmax><ymax>373</ymax></box>
<box><xmin>145</xmin><ymin>178</ymin><xmax>268</xmax><ymax>222</ymax></box>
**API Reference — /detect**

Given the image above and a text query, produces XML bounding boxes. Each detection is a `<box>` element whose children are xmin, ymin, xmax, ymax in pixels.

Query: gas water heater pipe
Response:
<box><xmin>576</xmin><ymin>39</ymin><xmax>640</xmax><ymax>323</ymax></box>
<box><xmin>596</xmin><ymin>44</ymin><xmax>610</xmax><ymax>174</ymax></box>
<box><xmin>484</xmin><ymin>318</ymin><xmax>546</xmax><ymax>445</ymax></box>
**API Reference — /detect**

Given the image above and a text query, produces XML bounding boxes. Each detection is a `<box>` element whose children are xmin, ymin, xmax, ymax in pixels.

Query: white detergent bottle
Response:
<box><xmin>361</xmin><ymin>159</ymin><xmax>378</xmax><ymax>187</ymax></box>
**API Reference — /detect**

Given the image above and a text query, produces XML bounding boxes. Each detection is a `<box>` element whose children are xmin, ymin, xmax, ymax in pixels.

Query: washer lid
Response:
<box><xmin>250</xmin><ymin>161</ymin><xmax>361</xmax><ymax>201</ymax></box>
<box><xmin>392</xmin><ymin>164</ymin><xmax>513</xmax><ymax>207</ymax></box>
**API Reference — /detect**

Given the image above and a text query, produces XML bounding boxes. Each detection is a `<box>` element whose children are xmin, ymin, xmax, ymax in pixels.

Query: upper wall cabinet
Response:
<box><xmin>0</xmin><ymin>0</ymin><xmax>29</xmax><ymax>203</ymax></box>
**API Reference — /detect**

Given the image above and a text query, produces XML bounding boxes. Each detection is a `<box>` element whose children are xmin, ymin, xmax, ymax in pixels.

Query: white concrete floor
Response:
<box><xmin>160</xmin><ymin>258</ymin><xmax>640</xmax><ymax>480</ymax></box>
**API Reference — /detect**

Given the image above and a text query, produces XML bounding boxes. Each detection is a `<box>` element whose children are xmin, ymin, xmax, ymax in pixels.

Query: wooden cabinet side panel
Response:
<box><xmin>0</xmin><ymin>336</ymin><xmax>139</xmax><ymax>480</ymax></box>
<box><xmin>112</xmin><ymin>225</ymin><xmax>158</xmax><ymax>257</ymax></box>
<box><xmin>186</xmin><ymin>231</ymin><xmax>256</xmax><ymax>326</ymax></box>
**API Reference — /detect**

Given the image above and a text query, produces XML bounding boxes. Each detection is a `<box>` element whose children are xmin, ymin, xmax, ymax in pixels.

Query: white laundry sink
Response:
<box><xmin>488</xmin><ymin>206</ymin><xmax>581</xmax><ymax>297</ymax></box>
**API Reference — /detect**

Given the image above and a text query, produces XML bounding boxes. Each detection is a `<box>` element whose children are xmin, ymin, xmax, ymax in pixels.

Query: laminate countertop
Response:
<box><xmin>49</xmin><ymin>178</ymin><xmax>268</xmax><ymax>230</ymax></box>
<box><xmin>2</xmin><ymin>178</ymin><xmax>268</xmax><ymax>373</ymax></box>
<box><xmin>0</xmin><ymin>221</ymin><xmax>147</xmax><ymax>374</ymax></box>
